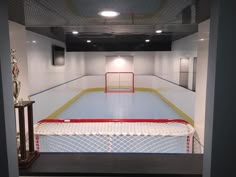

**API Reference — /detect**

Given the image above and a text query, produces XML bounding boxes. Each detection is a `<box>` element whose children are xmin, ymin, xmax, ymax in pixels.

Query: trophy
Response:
<box><xmin>11</xmin><ymin>49</ymin><xmax>21</xmax><ymax>104</ymax></box>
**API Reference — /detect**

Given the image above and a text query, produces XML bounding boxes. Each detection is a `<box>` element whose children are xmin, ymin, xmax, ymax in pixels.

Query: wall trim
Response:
<box><xmin>154</xmin><ymin>75</ymin><xmax>195</xmax><ymax>93</ymax></box>
<box><xmin>29</xmin><ymin>75</ymin><xmax>86</xmax><ymax>97</ymax></box>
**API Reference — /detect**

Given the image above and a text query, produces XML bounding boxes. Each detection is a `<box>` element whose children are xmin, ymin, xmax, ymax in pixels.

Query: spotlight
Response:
<box><xmin>155</xmin><ymin>30</ymin><xmax>162</xmax><ymax>34</ymax></box>
<box><xmin>72</xmin><ymin>31</ymin><xmax>79</xmax><ymax>35</ymax></box>
<box><xmin>98</xmin><ymin>10</ymin><xmax>120</xmax><ymax>17</ymax></box>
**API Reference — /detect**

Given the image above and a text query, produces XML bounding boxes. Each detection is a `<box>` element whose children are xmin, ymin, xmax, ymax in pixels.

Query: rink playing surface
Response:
<box><xmin>56</xmin><ymin>91</ymin><xmax>182</xmax><ymax>119</ymax></box>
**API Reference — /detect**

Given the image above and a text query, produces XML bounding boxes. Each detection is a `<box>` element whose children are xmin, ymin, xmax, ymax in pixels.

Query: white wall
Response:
<box><xmin>133</xmin><ymin>52</ymin><xmax>155</xmax><ymax>75</ymax></box>
<box><xmin>194</xmin><ymin>20</ymin><xmax>210</xmax><ymax>146</ymax></box>
<box><xmin>26</xmin><ymin>31</ymin><xmax>85</xmax><ymax>94</ymax></box>
<box><xmin>155</xmin><ymin>20</ymin><xmax>210</xmax><ymax>147</ymax></box>
<box><xmin>9</xmin><ymin>21</ymin><xmax>29</xmax><ymax>100</ymax></box>
<box><xmin>172</xmin><ymin>33</ymin><xmax>198</xmax><ymax>58</ymax></box>
<box><xmin>84</xmin><ymin>52</ymin><xmax>106</xmax><ymax>75</ymax></box>
<box><xmin>106</xmin><ymin>56</ymin><xmax>134</xmax><ymax>72</ymax></box>
<box><xmin>172</xmin><ymin>33</ymin><xmax>198</xmax><ymax>90</ymax></box>
<box><xmin>152</xmin><ymin>33</ymin><xmax>199</xmax><ymax>122</ymax></box>
<box><xmin>25</xmin><ymin>31</ymin><xmax>86</xmax><ymax>123</ymax></box>
<box><xmin>154</xmin><ymin>33</ymin><xmax>198</xmax><ymax>87</ymax></box>
<box><xmin>154</xmin><ymin>52</ymin><xmax>178</xmax><ymax>83</ymax></box>
<box><xmin>84</xmin><ymin>52</ymin><xmax>155</xmax><ymax>75</ymax></box>
<box><xmin>66</xmin><ymin>52</ymin><xmax>85</xmax><ymax>79</ymax></box>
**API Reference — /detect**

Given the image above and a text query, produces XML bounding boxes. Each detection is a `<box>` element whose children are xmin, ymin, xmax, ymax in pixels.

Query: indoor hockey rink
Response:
<box><xmin>29</xmin><ymin>57</ymin><xmax>202</xmax><ymax>154</ymax></box>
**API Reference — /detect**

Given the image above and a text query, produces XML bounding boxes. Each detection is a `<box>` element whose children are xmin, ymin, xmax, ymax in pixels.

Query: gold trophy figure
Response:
<box><xmin>11</xmin><ymin>49</ymin><xmax>21</xmax><ymax>104</ymax></box>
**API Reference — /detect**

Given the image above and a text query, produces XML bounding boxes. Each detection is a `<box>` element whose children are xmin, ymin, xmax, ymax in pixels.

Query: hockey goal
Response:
<box><xmin>105</xmin><ymin>72</ymin><xmax>134</xmax><ymax>93</ymax></box>
<box><xmin>35</xmin><ymin>119</ymin><xmax>194</xmax><ymax>153</ymax></box>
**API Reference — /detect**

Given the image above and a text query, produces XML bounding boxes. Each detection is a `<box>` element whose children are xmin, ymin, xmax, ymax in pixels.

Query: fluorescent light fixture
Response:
<box><xmin>200</xmin><ymin>38</ymin><xmax>205</xmax><ymax>41</ymax></box>
<box><xmin>98</xmin><ymin>10</ymin><xmax>120</xmax><ymax>17</ymax></box>
<box><xmin>155</xmin><ymin>30</ymin><xmax>162</xmax><ymax>34</ymax></box>
<box><xmin>32</xmin><ymin>40</ymin><xmax>37</xmax><ymax>44</ymax></box>
<box><xmin>145</xmin><ymin>39</ymin><xmax>150</xmax><ymax>43</ymax></box>
<box><xmin>87</xmin><ymin>40</ymin><xmax>92</xmax><ymax>43</ymax></box>
<box><xmin>72</xmin><ymin>31</ymin><xmax>78</xmax><ymax>35</ymax></box>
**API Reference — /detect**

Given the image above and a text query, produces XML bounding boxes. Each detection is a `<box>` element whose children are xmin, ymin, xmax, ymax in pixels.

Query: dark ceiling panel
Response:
<box><xmin>65</xmin><ymin>33</ymin><xmax>194</xmax><ymax>51</ymax></box>
<box><xmin>26</xmin><ymin>27</ymin><xmax>65</xmax><ymax>42</ymax></box>
<box><xmin>67</xmin><ymin>34</ymin><xmax>172</xmax><ymax>43</ymax></box>
<box><xmin>68</xmin><ymin>0</ymin><xmax>163</xmax><ymax>16</ymax></box>
<box><xmin>66</xmin><ymin>41</ymin><xmax>172</xmax><ymax>52</ymax></box>
<box><xmin>23</xmin><ymin>0</ymin><xmax>192</xmax><ymax>26</ymax></box>
<box><xmin>7</xmin><ymin>0</ymin><xmax>208</xmax><ymax>51</ymax></box>
<box><xmin>196</xmin><ymin>0</ymin><xmax>210</xmax><ymax>23</ymax></box>
<box><xmin>8</xmin><ymin>0</ymin><xmax>25</xmax><ymax>25</ymax></box>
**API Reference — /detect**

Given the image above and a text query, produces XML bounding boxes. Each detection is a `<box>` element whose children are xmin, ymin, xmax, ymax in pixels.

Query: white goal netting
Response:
<box><xmin>34</xmin><ymin>119</ymin><xmax>194</xmax><ymax>153</ymax></box>
<box><xmin>105</xmin><ymin>72</ymin><xmax>134</xmax><ymax>93</ymax></box>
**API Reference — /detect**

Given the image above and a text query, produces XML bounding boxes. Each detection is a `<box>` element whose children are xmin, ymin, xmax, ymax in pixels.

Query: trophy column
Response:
<box><xmin>15</xmin><ymin>101</ymin><xmax>39</xmax><ymax>168</ymax></box>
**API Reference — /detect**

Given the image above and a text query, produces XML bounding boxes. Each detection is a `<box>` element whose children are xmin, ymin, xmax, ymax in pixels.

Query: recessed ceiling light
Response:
<box><xmin>145</xmin><ymin>39</ymin><xmax>150</xmax><ymax>43</ymax></box>
<box><xmin>72</xmin><ymin>31</ymin><xmax>78</xmax><ymax>35</ymax></box>
<box><xmin>87</xmin><ymin>40</ymin><xmax>91</xmax><ymax>43</ymax></box>
<box><xmin>98</xmin><ymin>10</ymin><xmax>120</xmax><ymax>17</ymax></box>
<box><xmin>32</xmin><ymin>40</ymin><xmax>37</xmax><ymax>44</ymax></box>
<box><xmin>156</xmin><ymin>30</ymin><xmax>162</xmax><ymax>34</ymax></box>
<box><xmin>200</xmin><ymin>38</ymin><xmax>205</xmax><ymax>41</ymax></box>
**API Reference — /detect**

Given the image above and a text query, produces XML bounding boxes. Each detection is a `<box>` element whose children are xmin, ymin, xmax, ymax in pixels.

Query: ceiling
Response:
<box><xmin>8</xmin><ymin>0</ymin><xmax>210</xmax><ymax>51</ymax></box>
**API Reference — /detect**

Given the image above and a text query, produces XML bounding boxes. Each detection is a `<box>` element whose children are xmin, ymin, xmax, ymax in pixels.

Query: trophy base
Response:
<box><xmin>18</xmin><ymin>151</ymin><xmax>40</xmax><ymax>169</ymax></box>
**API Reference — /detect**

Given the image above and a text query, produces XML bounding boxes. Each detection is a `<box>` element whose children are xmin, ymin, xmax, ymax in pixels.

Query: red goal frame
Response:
<box><xmin>105</xmin><ymin>72</ymin><xmax>135</xmax><ymax>93</ymax></box>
